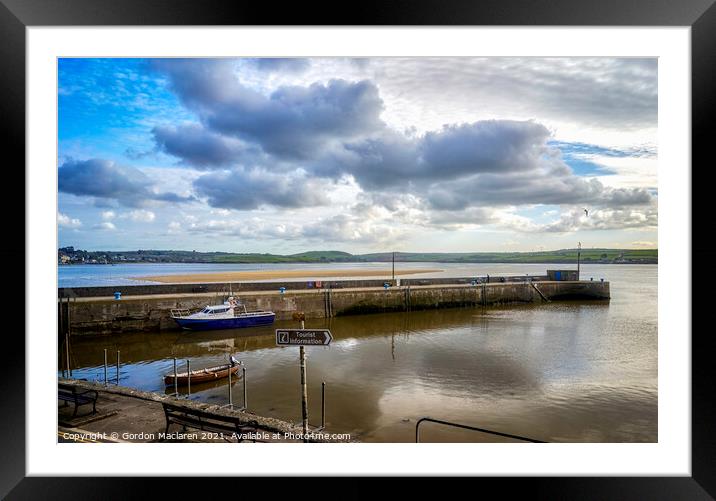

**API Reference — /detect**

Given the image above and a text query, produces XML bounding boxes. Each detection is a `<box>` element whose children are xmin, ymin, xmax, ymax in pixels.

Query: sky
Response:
<box><xmin>57</xmin><ymin>57</ymin><xmax>658</xmax><ymax>253</ymax></box>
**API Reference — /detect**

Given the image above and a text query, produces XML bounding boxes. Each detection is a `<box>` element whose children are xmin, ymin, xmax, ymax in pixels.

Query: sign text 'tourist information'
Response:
<box><xmin>275</xmin><ymin>329</ymin><xmax>333</xmax><ymax>346</ymax></box>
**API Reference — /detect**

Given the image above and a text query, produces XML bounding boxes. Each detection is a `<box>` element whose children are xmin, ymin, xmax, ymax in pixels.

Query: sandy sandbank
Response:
<box><xmin>137</xmin><ymin>268</ymin><xmax>443</xmax><ymax>284</ymax></box>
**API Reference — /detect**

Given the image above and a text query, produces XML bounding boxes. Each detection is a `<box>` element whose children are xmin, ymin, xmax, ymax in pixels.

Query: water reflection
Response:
<box><xmin>163</xmin><ymin>376</ymin><xmax>241</xmax><ymax>397</ymax></box>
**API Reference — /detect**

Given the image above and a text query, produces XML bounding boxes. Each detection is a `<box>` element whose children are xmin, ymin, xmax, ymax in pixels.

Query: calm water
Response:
<box><xmin>58</xmin><ymin>261</ymin><xmax>606</xmax><ymax>287</ymax></box>
<box><xmin>60</xmin><ymin>263</ymin><xmax>657</xmax><ymax>442</ymax></box>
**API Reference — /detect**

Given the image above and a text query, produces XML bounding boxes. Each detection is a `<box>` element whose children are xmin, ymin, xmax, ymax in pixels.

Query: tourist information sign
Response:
<box><xmin>276</xmin><ymin>329</ymin><xmax>332</xmax><ymax>346</ymax></box>
<box><xmin>278</xmin><ymin>316</ymin><xmax>331</xmax><ymax>442</ymax></box>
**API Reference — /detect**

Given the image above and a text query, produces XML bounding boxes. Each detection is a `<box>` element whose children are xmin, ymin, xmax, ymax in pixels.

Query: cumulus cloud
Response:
<box><xmin>367</xmin><ymin>57</ymin><xmax>657</xmax><ymax>132</ymax></box>
<box><xmin>58</xmin><ymin>159</ymin><xmax>195</xmax><ymax>207</ymax></box>
<box><xmin>425</xmin><ymin>171</ymin><xmax>653</xmax><ymax>211</ymax></box>
<box><xmin>122</xmin><ymin>209</ymin><xmax>156</xmax><ymax>222</ymax></box>
<box><xmin>182</xmin><ymin>211</ymin><xmax>407</xmax><ymax>246</ymax></box>
<box><xmin>193</xmin><ymin>167</ymin><xmax>331</xmax><ymax>210</ymax></box>
<box><xmin>58</xmin><ymin>212</ymin><xmax>82</xmax><ymax>228</ymax></box>
<box><xmin>331</xmin><ymin>120</ymin><xmax>655</xmax><ymax>212</ymax></box>
<box><xmin>252</xmin><ymin>58</ymin><xmax>311</xmax><ymax>74</ymax></box>
<box><xmin>150</xmin><ymin>59</ymin><xmax>656</xmax><ymax>218</ymax></box>
<box><xmin>300</xmin><ymin>213</ymin><xmax>408</xmax><ymax>244</ymax></box>
<box><xmin>426</xmin><ymin>207</ymin><xmax>497</xmax><ymax>228</ymax></box>
<box><xmin>153</xmin><ymin>59</ymin><xmax>385</xmax><ymax>160</ymax></box>
<box><xmin>93</xmin><ymin>221</ymin><xmax>116</xmax><ymax>231</ymax></box>
<box><xmin>57</xmin><ymin>57</ymin><xmax>660</xmax><ymax>250</ymax></box>
<box><xmin>185</xmin><ymin>218</ymin><xmax>303</xmax><ymax>240</ymax></box>
<box><xmin>139</xmin><ymin>58</ymin><xmax>658</xmax><ymax>239</ymax></box>
<box><xmin>152</xmin><ymin>124</ymin><xmax>257</xmax><ymax>168</ymax></box>
<box><xmin>541</xmin><ymin>206</ymin><xmax>657</xmax><ymax>232</ymax></box>
<box><xmin>496</xmin><ymin>205</ymin><xmax>658</xmax><ymax>234</ymax></box>
<box><xmin>334</xmin><ymin>120</ymin><xmax>553</xmax><ymax>190</ymax></box>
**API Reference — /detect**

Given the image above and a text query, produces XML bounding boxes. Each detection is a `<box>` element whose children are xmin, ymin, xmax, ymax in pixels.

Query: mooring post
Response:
<box><xmin>187</xmin><ymin>360</ymin><xmax>191</xmax><ymax>397</ymax></box>
<box><xmin>173</xmin><ymin>357</ymin><xmax>178</xmax><ymax>397</ymax></box>
<box><xmin>59</xmin><ymin>297</ymin><xmax>64</xmax><ymax>339</ymax></box>
<box><xmin>66</xmin><ymin>298</ymin><xmax>73</xmax><ymax>377</ymax></box>
<box><xmin>103</xmin><ymin>348</ymin><xmax>108</xmax><ymax>385</ymax></box>
<box><xmin>66</xmin><ymin>297</ymin><xmax>71</xmax><ymax>337</ymax></box>
<box><xmin>59</xmin><ymin>298</ymin><xmax>64</xmax><ymax>377</ymax></box>
<box><xmin>65</xmin><ymin>330</ymin><xmax>71</xmax><ymax>378</ymax></box>
<box><xmin>227</xmin><ymin>359</ymin><xmax>233</xmax><ymax>409</ymax></box>
<box><xmin>321</xmin><ymin>381</ymin><xmax>326</xmax><ymax>430</ymax></box>
<box><xmin>116</xmin><ymin>350</ymin><xmax>120</xmax><ymax>385</ymax></box>
<box><xmin>242</xmin><ymin>366</ymin><xmax>247</xmax><ymax>409</ymax></box>
<box><xmin>300</xmin><ymin>318</ymin><xmax>309</xmax><ymax>442</ymax></box>
<box><xmin>300</xmin><ymin>345</ymin><xmax>308</xmax><ymax>440</ymax></box>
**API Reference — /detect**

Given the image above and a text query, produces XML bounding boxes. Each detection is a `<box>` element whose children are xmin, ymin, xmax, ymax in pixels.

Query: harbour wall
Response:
<box><xmin>58</xmin><ymin>274</ymin><xmax>550</xmax><ymax>298</ymax></box>
<box><xmin>59</xmin><ymin>280</ymin><xmax>610</xmax><ymax>336</ymax></box>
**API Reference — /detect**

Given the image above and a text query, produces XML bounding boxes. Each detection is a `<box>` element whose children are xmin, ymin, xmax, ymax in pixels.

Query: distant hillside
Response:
<box><xmin>360</xmin><ymin>249</ymin><xmax>657</xmax><ymax>264</ymax></box>
<box><xmin>58</xmin><ymin>246</ymin><xmax>657</xmax><ymax>265</ymax></box>
<box><xmin>289</xmin><ymin>251</ymin><xmax>354</xmax><ymax>261</ymax></box>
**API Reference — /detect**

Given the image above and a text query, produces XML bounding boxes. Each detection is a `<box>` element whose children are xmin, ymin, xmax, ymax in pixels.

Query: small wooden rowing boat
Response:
<box><xmin>164</xmin><ymin>363</ymin><xmax>241</xmax><ymax>386</ymax></box>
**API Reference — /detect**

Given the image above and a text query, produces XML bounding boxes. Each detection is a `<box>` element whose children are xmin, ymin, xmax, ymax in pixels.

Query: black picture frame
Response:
<box><xmin>2</xmin><ymin>0</ymin><xmax>712</xmax><ymax>497</ymax></box>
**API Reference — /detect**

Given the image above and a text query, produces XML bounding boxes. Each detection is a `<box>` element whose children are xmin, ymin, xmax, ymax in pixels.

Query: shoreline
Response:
<box><xmin>136</xmin><ymin>268</ymin><xmax>444</xmax><ymax>284</ymax></box>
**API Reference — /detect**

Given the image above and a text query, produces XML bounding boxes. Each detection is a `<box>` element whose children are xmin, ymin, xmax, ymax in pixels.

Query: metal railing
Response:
<box><xmin>170</xmin><ymin>308</ymin><xmax>193</xmax><ymax>318</ymax></box>
<box><xmin>102</xmin><ymin>349</ymin><xmax>121</xmax><ymax>386</ymax></box>
<box><xmin>415</xmin><ymin>417</ymin><xmax>545</xmax><ymax>443</ymax></box>
<box><xmin>530</xmin><ymin>282</ymin><xmax>551</xmax><ymax>302</ymax></box>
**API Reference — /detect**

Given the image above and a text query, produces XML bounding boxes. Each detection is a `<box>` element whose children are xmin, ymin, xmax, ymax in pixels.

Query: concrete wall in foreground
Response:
<box><xmin>61</xmin><ymin>280</ymin><xmax>610</xmax><ymax>336</ymax></box>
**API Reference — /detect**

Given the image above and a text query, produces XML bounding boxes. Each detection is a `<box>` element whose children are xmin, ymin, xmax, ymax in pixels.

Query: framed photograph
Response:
<box><xmin>4</xmin><ymin>0</ymin><xmax>711</xmax><ymax>496</ymax></box>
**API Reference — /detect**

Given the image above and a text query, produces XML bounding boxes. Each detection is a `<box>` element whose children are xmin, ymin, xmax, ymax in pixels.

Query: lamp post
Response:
<box><xmin>392</xmin><ymin>251</ymin><xmax>395</xmax><ymax>283</ymax></box>
<box><xmin>577</xmin><ymin>242</ymin><xmax>581</xmax><ymax>280</ymax></box>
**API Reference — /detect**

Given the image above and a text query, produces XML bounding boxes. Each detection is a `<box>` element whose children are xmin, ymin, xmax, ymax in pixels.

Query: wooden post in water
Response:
<box><xmin>68</xmin><ymin>298</ymin><xmax>71</xmax><ymax>336</ymax></box>
<box><xmin>300</xmin><ymin>319</ymin><xmax>309</xmax><ymax>441</ymax></box>
<box><xmin>65</xmin><ymin>298</ymin><xmax>72</xmax><ymax>377</ymax></box>
<box><xmin>59</xmin><ymin>298</ymin><xmax>64</xmax><ymax>377</ymax></box>
<box><xmin>242</xmin><ymin>366</ymin><xmax>247</xmax><ymax>409</ymax></box>
<box><xmin>227</xmin><ymin>356</ymin><xmax>233</xmax><ymax>409</ymax></box>
<box><xmin>187</xmin><ymin>360</ymin><xmax>191</xmax><ymax>397</ymax></box>
<box><xmin>321</xmin><ymin>381</ymin><xmax>326</xmax><ymax>430</ymax></box>
<box><xmin>69</xmin><ymin>299</ymin><xmax>74</xmax><ymax>377</ymax></box>
<box><xmin>65</xmin><ymin>328</ymin><xmax>70</xmax><ymax>378</ymax></box>
<box><xmin>173</xmin><ymin>357</ymin><xmax>178</xmax><ymax>396</ymax></box>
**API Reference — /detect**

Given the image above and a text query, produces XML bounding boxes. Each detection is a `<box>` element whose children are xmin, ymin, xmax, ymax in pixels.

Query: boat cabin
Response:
<box><xmin>201</xmin><ymin>305</ymin><xmax>232</xmax><ymax>315</ymax></box>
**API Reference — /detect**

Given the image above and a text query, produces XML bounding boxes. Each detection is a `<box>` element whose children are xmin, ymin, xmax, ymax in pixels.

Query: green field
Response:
<box><xmin>58</xmin><ymin>247</ymin><xmax>657</xmax><ymax>265</ymax></box>
<box><xmin>360</xmin><ymin>249</ymin><xmax>657</xmax><ymax>264</ymax></box>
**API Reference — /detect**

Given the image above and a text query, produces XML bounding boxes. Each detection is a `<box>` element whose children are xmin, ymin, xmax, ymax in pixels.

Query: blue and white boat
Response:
<box><xmin>170</xmin><ymin>297</ymin><xmax>275</xmax><ymax>331</ymax></box>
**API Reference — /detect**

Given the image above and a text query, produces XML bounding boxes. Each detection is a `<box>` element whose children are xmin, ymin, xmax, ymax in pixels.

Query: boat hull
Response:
<box><xmin>164</xmin><ymin>363</ymin><xmax>241</xmax><ymax>386</ymax></box>
<box><xmin>173</xmin><ymin>312</ymin><xmax>275</xmax><ymax>331</ymax></box>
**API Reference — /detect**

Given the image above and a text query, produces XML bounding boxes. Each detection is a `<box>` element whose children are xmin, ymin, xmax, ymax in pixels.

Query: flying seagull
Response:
<box><xmin>583</xmin><ymin>208</ymin><xmax>589</xmax><ymax>217</ymax></box>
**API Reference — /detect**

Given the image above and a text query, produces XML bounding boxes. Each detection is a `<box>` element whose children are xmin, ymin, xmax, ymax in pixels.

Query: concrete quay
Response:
<box><xmin>58</xmin><ymin>278</ymin><xmax>610</xmax><ymax>336</ymax></box>
<box><xmin>58</xmin><ymin>379</ymin><xmax>345</xmax><ymax>443</ymax></box>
